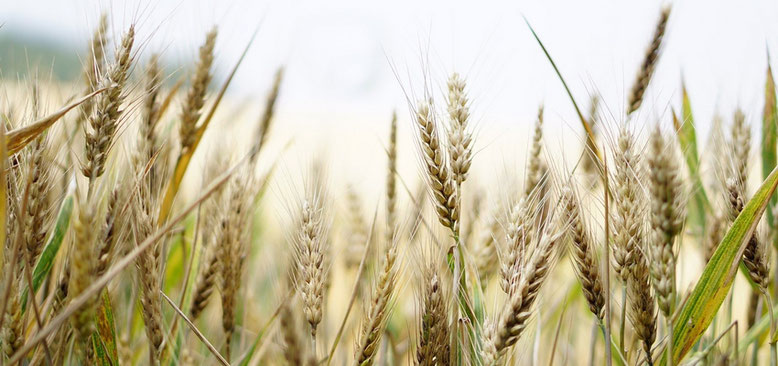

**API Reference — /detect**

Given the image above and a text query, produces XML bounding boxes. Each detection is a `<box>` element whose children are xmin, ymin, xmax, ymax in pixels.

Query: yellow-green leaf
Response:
<box><xmin>6</xmin><ymin>88</ymin><xmax>104</xmax><ymax>155</ymax></box>
<box><xmin>664</xmin><ymin>164</ymin><xmax>778</xmax><ymax>364</ymax></box>
<box><xmin>92</xmin><ymin>291</ymin><xmax>119</xmax><ymax>366</ymax></box>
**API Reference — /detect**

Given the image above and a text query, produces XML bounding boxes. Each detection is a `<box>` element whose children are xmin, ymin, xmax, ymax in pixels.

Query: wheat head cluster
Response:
<box><xmin>0</xmin><ymin>5</ymin><xmax>777</xmax><ymax>366</ymax></box>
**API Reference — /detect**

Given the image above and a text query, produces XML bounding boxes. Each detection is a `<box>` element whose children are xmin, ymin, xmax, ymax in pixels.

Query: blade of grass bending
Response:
<box><xmin>524</xmin><ymin>17</ymin><xmax>602</xmax><ymax>166</ymax></box>
<box><xmin>763</xmin><ymin>63</ymin><xmax>778</xmax><ymax>233</ymax></box>
<box><xmin>7</xmin><ymin>155</ymin><xmax>243</xmax><ymax>365</ymax></box>
<box><xmin>158</xmin><ymin>26</ymin><xmax>260</xmax><ymax>224</ymax></box>
<box><xmin>663</xmin><ymin>164</ymin><xmax>778</xmax><ymax>365</ymax></box>
<box><xmin>6</xmin><ymin>87</ymin><xmax>105</xmax><ymax>155</ymax></box>
<box><xmin>672</xmin><ymin>100</ymin><xmax>710</xmax><ymax>230</ymax></box>
<box><xmin>21</xmin><ymin>192</ymin><xmax>74</xmax><ymax>310</ymax></box>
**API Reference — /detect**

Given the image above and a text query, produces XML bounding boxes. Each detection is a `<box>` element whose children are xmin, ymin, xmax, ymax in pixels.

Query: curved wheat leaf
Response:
<box><xmin>665</xmin><ymin>164</ymin><xmax>778</xmax><ymax>364</ymax></box>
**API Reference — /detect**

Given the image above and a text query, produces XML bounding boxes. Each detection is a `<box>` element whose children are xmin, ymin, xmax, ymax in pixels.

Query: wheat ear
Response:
<box><xmin>483</xmin><ymin>220</ymin><xmax>563</xmax><ymax>365</ymax></box>
<box><xmin>415</xmin><ymin>264</ymin><xmax>450</xmax><ymax>366</ymax></box>
<box><xmin>415</xmin><ymin>100</ymin><xmax>459</xmax><ymax>235</ymax></box>
<box><xmin>561</xmin><ymin>187</ymin><xmax>605</xmax><ymax>321</ymax></box>
<box><xmin>77</xmin><ymin>14</ymin><xmax>109</xmax><ymax>125</ymax></box>
<box><xmin>386</xmin><ymin>111</ymin><xmax>398</xmax><ymax>243</ymax></box>
<box><xmin>647</xmin><ymin>126</ymin><xmax>685</xmax><ymax>317</ymax></box>
<box><xmin>627</xmin><ymin>6</ymin><xmax>670</xmax><ymax>115</ymax></box>
<box><xmin>250</xmin><ymin>67</ymin><xmax>283</xmax><ymax>161</ymax></box>
<box><xmin>612</xmin><ymin>126</ymin><xmax>642</xmax><ymax>283</ymax></box>
<box><xmin>179</xmin><ymin>27</ymin><xmax>217</xmax><ymax>152</ymax></box>
<box><xmin>353</xmin><ymin>240</ymin><xmax>399</xmax><ymax>365</ymax></box>
<box><xmin>627</xmin><ymin>243</ymin><xmax>657</xmax><ymax>366</ymax></box>
<box><xmin>446</xmin><ymin>73</ymin><xmax>473</xmax><ymax>187</ymax></box>
<box><xmin>293</xmin><ymin>172</ymin><xmax>331</xmax><ymax>345</ymax></box>
<box><xmin>23</xmin><ymin>134</ymin><xmax>51</xmax><ymax>270</ymax></box>
<box><xmin>82</xmin><ymin>25</ymin><xmax>135</xmax><ymax>182</ymax></box>
<box><xmin>68</xmin><ymin>198</ymin><xmax>97</xmax><ymax>358</ymax></box>
<box><xmin>500</xmin><ymin>197</ymin><xmax>533</xmax><ymax>294</ymax></box>
<box><xmin>219</xmin><ymin>174</ymin><xmax>252</xmax><ymax>361</ymax></box>
<box><xmin>133</xmin><ymin>190</ymin><xmax>164</xmax><ymax>363</ymax></box>
<box><xmin>525</xmin><ymin>106</ymin><xmax>547</xmax><ymax>196</ymax></box>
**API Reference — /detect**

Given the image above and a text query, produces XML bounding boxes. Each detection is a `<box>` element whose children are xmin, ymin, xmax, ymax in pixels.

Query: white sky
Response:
<box><xmin>3</xmin><ymin>0</ymin><xmax>778</xmax><ymax>191</ymax></box>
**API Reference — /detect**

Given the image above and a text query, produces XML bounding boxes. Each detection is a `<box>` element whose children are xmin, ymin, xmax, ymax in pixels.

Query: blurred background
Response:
<box><xmin>2</xmin><ymin>0</ymin><xmax>778</xmax><ymax>198</ymax></box>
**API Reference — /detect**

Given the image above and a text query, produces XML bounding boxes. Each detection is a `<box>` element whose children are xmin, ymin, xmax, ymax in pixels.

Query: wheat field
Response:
<box><xmin>1</xmin><ymin>4</ymin><xmax>778</xmax><ymax>366</ymax></box>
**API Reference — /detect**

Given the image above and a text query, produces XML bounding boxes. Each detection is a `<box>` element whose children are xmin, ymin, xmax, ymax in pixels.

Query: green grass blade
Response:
<box><xmin>21</xmin><ymin>193</ymin><xmax>74</xmax><ymax>310</ymax></box>
<box><xmin>524</xmin><ymin>17</ymin><xmax>602</xmax><ymax>166</ymax></box>
<box><xmin>672</xmin><ymin>87</ymin><xmax>710</xmax><ymax>231</ymax></box>
<box><xmin>664</xmin><ymin>164</ymin><xmax>778</xmax><ymax>364</ymax></box>
<box><xmin>762</xmin><ymin>63</ymin><xmax>777</xmax><ymax>232</ymax></box>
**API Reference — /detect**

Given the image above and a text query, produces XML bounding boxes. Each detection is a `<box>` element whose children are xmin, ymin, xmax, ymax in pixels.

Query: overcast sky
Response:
<box><xmin>4</xmin><ymin>0</ymin><xmax>778</xmax><ymax>145</ymax></box>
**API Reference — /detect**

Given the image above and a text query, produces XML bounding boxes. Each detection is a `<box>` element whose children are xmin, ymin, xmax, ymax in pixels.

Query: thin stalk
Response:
<box><xmin>666</xmin><ymin>315</ymin><xmax>674</xmax><ymax>366</ymax></box>
<box><xmin>762</xmin><ymin>290</ymin><xmax>777</xmax><ymax>366</ymax></box>
<box><xmin>589</xmin><ymin>321</ymin><xmax>598</xmax><ymax>366</ymax></box>
<box><xmin>620</xmin><ymin>285</ymin><xmax>626</xmax><ymax>354</ymax></box>
<box><xmin>603</xmin><ymin>152</ymin><xmax>612</xmax><ymax>366</ymax></box>
<box><xmin>23</xmin><ymin>257</ymin><xmax>53</xmax><ymax>365</ymax></box>
<box><xmin>751</xmin><ymin>298</ymin><xmax>763</xmax><ymax>366</ymax></box>
<box><xmin>312</xmin><ymin>334</ymin><xmax>317</xmax><ymax>361</ymax></box>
